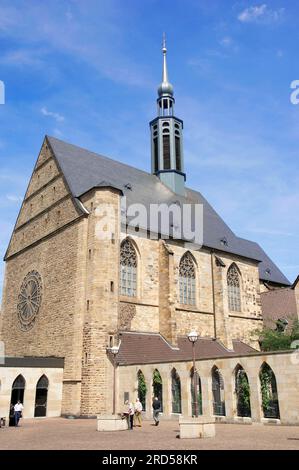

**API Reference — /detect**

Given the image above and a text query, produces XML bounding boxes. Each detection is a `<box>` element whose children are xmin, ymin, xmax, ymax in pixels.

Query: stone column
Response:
<box><xmin>180</xmin><ymin>365</ymin><xmax>190</xmax><ymax>417</ymax></box>
<box><xmin>212</xmin><ymin>254</ymin><xmax>233</xmax><ymax>350</ymax></box>
<box><xmin>158</xmin><ymin>241</ymin><xmax>177</xmax><ymax>345</ymax></box>
<box><xmin>161</xmin><ymin>364</ymin><xmax>171</xmax><ymax>418</ymax></box>
<box><xmin>247</xmin><ymin>372</ymin><xmax>262</xmax><ymax>422</ymax></box>
<box><xmin>23</xmin><ymin>378</ymin><xmax>35</xmax><ymax>419</ymax></box>
<box><xmin>200</xmin><ymin>363</ymin><xmax>214</xmax><ymax>417</ymax></box>
<box><xmin>145</xmin><ymin>370</ymin><xmax>153</xmax><ymax>419</ymax></box>
<box><xmin>222</xmin><ymin>362</ymin><xmax>235</xmax><ymax>421</ymax></box>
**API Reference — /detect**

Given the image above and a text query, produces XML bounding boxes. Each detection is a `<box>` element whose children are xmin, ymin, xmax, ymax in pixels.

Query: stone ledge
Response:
<box><xmin>179</xmin><ymin>416</ymin><xmax>216</xmax><ymax>439</ymax></box>
<box><xmin>97</xmin><ymin>415</ymin><xmax>128</xmax><ymax>432</ymax></box>
<box><xmin>261</xmin><ymin>418</ymin><xmax>281</xmax><ymax>426</ymax></box>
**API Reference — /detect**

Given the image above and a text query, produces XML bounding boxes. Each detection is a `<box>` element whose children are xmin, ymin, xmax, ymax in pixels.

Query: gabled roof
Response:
<box><xmin>47</xmin><ymin>135</ymin><xmax>290</xmax><ymax>286</ymax></box>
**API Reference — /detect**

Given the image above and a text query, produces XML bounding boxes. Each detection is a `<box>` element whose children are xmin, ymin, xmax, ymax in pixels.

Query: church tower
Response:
<box><xmin>150</xmin><ymin>35</ymin><xmax>185</xmax><ymax>195</ymax></box>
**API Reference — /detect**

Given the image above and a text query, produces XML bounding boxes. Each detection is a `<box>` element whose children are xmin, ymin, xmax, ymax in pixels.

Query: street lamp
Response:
<box><xmin>188</xmin><ymin>330</ymin><xmax>199</xmax><ymax>418</ymax></box>
<box><xmin>110</xmin><ymin>344</ymin><xmax>120</xmax><ymax>415</ymax></box>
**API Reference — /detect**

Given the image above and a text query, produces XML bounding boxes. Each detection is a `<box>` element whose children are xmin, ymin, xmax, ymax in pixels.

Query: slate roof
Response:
<box><xmin>261</xmin><ymin>288</ymin><xmax>298</xmax><ymax>328</ymax></box>
<box><xmin>47</xmin><ymin>135</ymin><xmax>290</xmax><ymax>286</ymax></box>
<box><xmin>116</xmin><ymin>332</ymin><xmax>257</xmax><ymax>366</ymax></box>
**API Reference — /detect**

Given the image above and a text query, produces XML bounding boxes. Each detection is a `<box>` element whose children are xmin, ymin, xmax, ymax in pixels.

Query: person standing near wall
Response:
<box><xmin>134</xmin><ymin>397</ymin><xmax>143</xmax><ymax>427</ymax></box>
<box><xmin>14</xmin><ymin>400</ymin><xmax>24</xmax><ymax>427</ymax></box>
<box><xmin>128</xmin><ymin>401</ymin><xmax>135</xmax><ymax>430</ymax></box>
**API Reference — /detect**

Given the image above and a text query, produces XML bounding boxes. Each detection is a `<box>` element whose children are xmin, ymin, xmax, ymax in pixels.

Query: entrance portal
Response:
<box><xmin>34</xmin><ymin>375</ymin><xmax>49</xmax><ymax>417</ymax></box>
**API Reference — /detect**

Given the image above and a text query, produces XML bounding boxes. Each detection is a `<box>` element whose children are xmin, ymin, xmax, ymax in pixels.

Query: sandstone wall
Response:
<box><xmin>118</xmin><ymin>350</ymin><xmax>299</xmax><ymax>425</ymax></box>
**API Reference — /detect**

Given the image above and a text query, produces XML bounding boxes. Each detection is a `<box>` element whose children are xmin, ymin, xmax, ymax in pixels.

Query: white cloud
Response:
<box><xmin>0</xmin><ymin>1</ymin><xmax>153</xmax><ymax>89</ymax></box>
<box><xmin>0</xmin><ymin>48</ymin><xmax>44</xmax><ymax>67</ymax></box>
<box><xmin>6</xmin><ymin>194</ymin><xmax>23</xmax><ymax>203</ymax></box>
<box><xmin>0</xmin><ymin>5</ymin><xmax>19</xmax><ymax>31</ymax></box>
<box><xmin>220</xmin><ymin>36</ymin><xmax>233</xmax><ymax>47</ymax></box>
<box><xmin>219</xmin><ymin>36</ymin><xmax>239</xmax><ymax>53</ymax></box>
<box><xmin>41</xmin><ymin>107</ymin><xmax>65</xmax><ymax>122</ymax></box>
<box><xmin>53</xmin><ymin>128</ymin><xmax>63</xmax><ymax>137</ymax></box>
<box><xmin>246</xmin><ymin>227</ymin><xmax>295</xmax><ymax>237</ymax></box>
<box><xmin>238</xmin><ymin>4</ymin><xmax>284</xmax><ymax>24</ymax></box>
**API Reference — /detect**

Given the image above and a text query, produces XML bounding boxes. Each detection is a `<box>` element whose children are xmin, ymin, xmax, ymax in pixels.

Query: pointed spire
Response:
<box><xmin>158</xmin><ymin>33</ymin><xmax>173</xmax><ymax>97</ymax></box>
<box><xmin>162</xmin><ymin>33</ymin><xmax>168</xmax><ymax>83</ymax></box>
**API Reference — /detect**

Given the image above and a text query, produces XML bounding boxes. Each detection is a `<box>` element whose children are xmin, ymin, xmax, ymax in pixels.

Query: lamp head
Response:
<box><xmin>110</xmin><ymin>345</ymin><xmax>119</xmax><ymax>356</ymax></box>
<box><xmin>187</xmin><ymin>331</ymin><xmax>199</xmax><ymax>343</ymax></box>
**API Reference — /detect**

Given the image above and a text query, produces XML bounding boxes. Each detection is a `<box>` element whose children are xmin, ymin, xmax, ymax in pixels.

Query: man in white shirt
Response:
<box><xmin>14</xmin><ymin>401</ymin><xmax>24</xmax><ymax>427</ymax></box>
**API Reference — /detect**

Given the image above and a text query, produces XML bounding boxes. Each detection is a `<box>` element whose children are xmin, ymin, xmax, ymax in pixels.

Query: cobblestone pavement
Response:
<box><xmin>1</xmin><ymin>418</ymin><xmax>299</xmax><ymax>450</ymax></box>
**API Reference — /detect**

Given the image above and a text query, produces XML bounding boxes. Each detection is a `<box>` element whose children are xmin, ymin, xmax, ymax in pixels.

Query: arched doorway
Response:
<box><xmin>9</xmin><ymin>375</ymin><xmax>25</xmax><ymax>425</ymax></box>
<box><xmin>212</xmin><ymin>366</ymin><xmax>226</xmax><ymax>416</ymax></box>
<box><xmin>190</xmin><ymin>367</ymin><xmax>202</xmax><ymax>416</ymax></box>
<box><xmin>235</xmin><ymin>365</ymin><xmax>251</xmax><ymax>417</ymax></box>
<box><xmin>137</xmin><ymin>370</ymin><xmax>146</xmax><ymax>411</ymax></box>
<box><xmin>152</xmin><ymin>369</ymin><xmax>163</xmax><ymax>412</ymax></box>
<box><xmin>171</xmin><ymin>368</ymin><xmax>181</xmax><ymax>414</ymax></box>
<box><xmin>259</xmin><ymin>363</ymin><xmax>280</xmax><ymax>419</ymax></box>
<box><xmin>34</xmin><ymin>375</ymin><xmax>49</xmax><ymax>417</ymax></box>
<box><xmin>10</xmin><ymin>375</ymin><xmax>25</xmax><ymax>407</ymax></box>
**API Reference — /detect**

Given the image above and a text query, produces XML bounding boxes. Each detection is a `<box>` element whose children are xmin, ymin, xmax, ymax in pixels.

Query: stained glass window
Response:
<box><xmin>120</xmin><ymin>239</ymin><xmax>137</xmax><ymax>297</ymax></box>
<box><xmin>179</xmin><ymin>252</ymin><xmax>196</xmax><ymax>305</ymax></box>
<box><xmin>227</xmin><ymin>264</ymin><xmax>241</xmax><ymax>312</ymax></box>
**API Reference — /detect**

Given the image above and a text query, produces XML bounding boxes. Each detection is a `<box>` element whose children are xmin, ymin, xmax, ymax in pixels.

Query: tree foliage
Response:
<box><xmin>153</xmin><ymin>369</ymin><xmax>162</xmax><ymax>385</ymax></box>
<box><xmin>260</xmin><ymin>368</ymin><xmax>272</xmax><ymax>411</ymax></box>
<box><xmin>137</xmin><ymin>370</ymin><xmax>147</xmax><ymax>410</ymax></box>
<box><xmin>255</xmin><ymin>319</ymin><xmax>299</xmax><ymax>352</ymax></box>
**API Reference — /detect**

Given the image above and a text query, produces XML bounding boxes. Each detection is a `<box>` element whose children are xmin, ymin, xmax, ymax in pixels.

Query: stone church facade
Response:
<box><xmin>1</xmin><ymin>40</ymin><xmax>298</xmax><ymax>423</ymax></box>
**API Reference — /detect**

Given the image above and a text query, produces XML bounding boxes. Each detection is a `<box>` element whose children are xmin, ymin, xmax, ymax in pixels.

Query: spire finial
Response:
<box><xmin>158</xmin><ymin>33</ymin><xmax>173</xmax><ymax>97</ymax></box>
<box><xmin>162</xmin><ymin>32</ymin><xmax>167</xmax><ymax>53</ymax></box>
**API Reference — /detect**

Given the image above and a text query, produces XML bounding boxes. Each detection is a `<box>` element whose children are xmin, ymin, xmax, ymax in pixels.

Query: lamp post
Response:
<box><xmin>188</xmin><ymin>330</ymin><xmax>199</xmax><ymax>417</ymax></box>
<box><xmin>110</xmin><ymin>345</ymin><xmax>120</xmax><ymax>415</ymax></box>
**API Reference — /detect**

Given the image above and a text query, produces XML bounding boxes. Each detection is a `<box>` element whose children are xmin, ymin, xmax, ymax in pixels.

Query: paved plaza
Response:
<box><xmin>0</xmin><ymin>418</ymin><xmax>299</xmax><ymax>450</ymax></box>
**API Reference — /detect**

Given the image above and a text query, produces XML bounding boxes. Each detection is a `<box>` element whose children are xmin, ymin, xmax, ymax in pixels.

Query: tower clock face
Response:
<box><xmin>17</xmin><ymin>271</ymin><xmax>42</xmax><ymax>331</ymax></box>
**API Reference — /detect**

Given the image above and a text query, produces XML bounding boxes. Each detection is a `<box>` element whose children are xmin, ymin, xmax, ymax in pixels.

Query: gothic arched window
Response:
<box><xmin>10</xmin><ymin>374</ymin><xmax>26</xmax><ymax>410</ymax></box>
<box><xmin>227</xmin><ymin>264</ymin><xmax>241</xmax><ymax>312</ymax></box>
<box><xmin>137</xmin><ymin>370</ymin><xmax>146</xmax><ymax>411</ymax></box>
<box><xmin>179</xmin><ymin>252</ymin><xmax>196</xmax><ymax>305</ymax></box>
<box><xmin>153</xmin><ymin>369</ymin><xmax>163</xmax><ymax>412</ymax></box>
<box><xmin>212</xmin><ymin>366</ymin><xmax>226</xmax><ymax>416</ymax></box>
<box><xmin>190</xmin><ymin>367</ymin><xmax>202</xmax><ymax>416</ymax></box>
<box><xmin>171</xmin><ymin>368</ymin><xmax>182</xmax><ymax>413</ymax></box>
<box><xmin>235</xmin><ymin>365</ymin><xmax>251</xmax><ymax>418</ymax></box>
<box><xmin>120</xmin><ymin>239</ymin><xmax>137</xmax><ymax>297</ymax></box>
<box><xmin>35</xmin><ymin>375</ymin><xmax>49</xmax><ymax>417</ymax></box>
<box><xmin>259</xmin><ymin>363</ymin><xmax>280</xmax><ymax>419</ymax></box>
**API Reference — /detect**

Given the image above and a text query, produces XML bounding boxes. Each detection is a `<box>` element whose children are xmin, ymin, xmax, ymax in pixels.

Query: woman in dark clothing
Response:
<box><xmin>9</xmin><ymin>405</ymin><xmax>15</xmax><ymax>427</ymax></box>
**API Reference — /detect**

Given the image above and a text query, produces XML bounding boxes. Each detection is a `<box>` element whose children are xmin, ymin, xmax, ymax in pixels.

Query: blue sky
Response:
<box><xmin>0</xmin><ymin>0</ymin><xmax>299</xmax><ymax>297</ymax></box>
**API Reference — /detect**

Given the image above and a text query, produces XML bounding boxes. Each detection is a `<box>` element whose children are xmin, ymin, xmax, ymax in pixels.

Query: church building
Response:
<box><xmin>1</xmin><ymin>39</ymin><xmax>298</xmax><ymax>425</ymax></box>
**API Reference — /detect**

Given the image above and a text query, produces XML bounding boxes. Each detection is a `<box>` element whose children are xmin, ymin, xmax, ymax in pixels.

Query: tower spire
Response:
<box><xmin>162</xmin><ymin>33</ymin><xmax>168</xmax><ymax>83</ymax></box>
<box><xmin>150</xmin><ymin>36</ymin><xmax>185</xmax><ymax>196</ymax></box>
<box><xmin>158</xmin><ymin>33</ymin><xmax>173</xmax><ymax>97</ymax></box>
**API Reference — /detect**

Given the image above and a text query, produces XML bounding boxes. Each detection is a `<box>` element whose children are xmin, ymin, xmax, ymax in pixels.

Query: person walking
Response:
<box><xmin>134</xmin><ymin>397</ymin><xmax>143</xmax><ymax>427</ymax></box>
<box><xmin>14</xmin><ymin>400</ymin><xmax>24</xmax><ymax>427</ymax></box>
<box><xmin>152</xmin><ymin>396</ymin><xmax>161</xmax><ymax>426</ymax></box>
